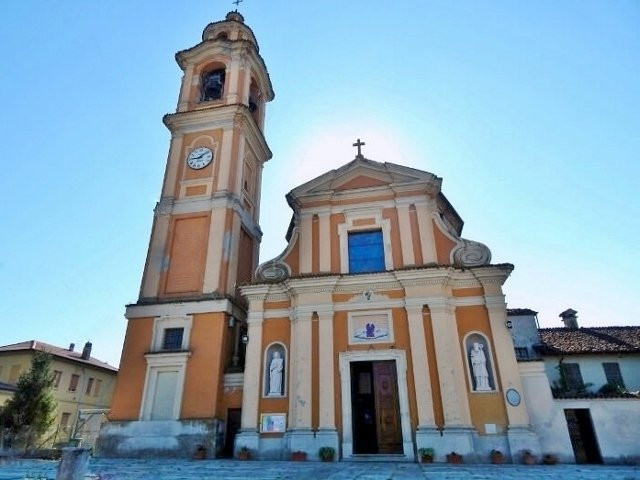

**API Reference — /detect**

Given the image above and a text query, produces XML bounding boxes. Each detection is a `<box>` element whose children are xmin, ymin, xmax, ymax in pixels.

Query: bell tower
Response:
<box><xmin>100</xmin><ymin>12</ymin><xmax>274</xmax><ymax>458</ymax></box>
<box><xmin>140</xmin><ymin>11</ymin><xmax>274</xmax><ymax>301</ymax></box>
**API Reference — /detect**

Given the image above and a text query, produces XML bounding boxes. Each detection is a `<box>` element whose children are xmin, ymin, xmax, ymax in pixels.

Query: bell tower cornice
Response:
<box><xmin>163</xmin><ymin>105</ymin><xmax>272</xmax><ymax>163</ymax></box>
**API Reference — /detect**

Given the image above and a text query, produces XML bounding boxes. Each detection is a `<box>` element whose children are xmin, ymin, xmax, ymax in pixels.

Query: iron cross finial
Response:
<box><xmin>233</xmin><ymin>0</ymin><xmax>243</xmax><ymax>9</ymax></box>
<box><xmin>353</xmin><ymin>138</ymin><xmax>366</xmax><ymax>158</ymax></box>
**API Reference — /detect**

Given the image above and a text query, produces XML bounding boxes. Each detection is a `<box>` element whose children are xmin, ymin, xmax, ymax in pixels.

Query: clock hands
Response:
<box><xmin>191</xmin><ymin>151</ymin><xmax>208</xmax><ymax>160</ymax></box>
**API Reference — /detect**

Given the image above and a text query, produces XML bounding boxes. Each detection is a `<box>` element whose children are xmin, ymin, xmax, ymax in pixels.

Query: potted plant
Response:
<box><xmin>194</xmin><ymin>444</ymin><xmax>206</xmax><ymax>460</ymax></box>
<box><xmin>237</xmin><ymin>446</ymin><xmax>251</xmax><ymax>460</ymax></box>
<box><xmin>291</xmin><ymin>450</ymin><xmax>307</xmax><ymax>461</ymax></box>
<box><xmin>446</xmin><ymin>451</ymin><xmax>463</xmax><ymax>464</ymax></box>
<box><xmin>521</xmin><ymin>449</ymin><xmax>536</xmax><ymax>465</ymax></box>
<box><xmin>490</xmin><ymin>449</ymin><xmax>504</xmax><ymax>464</ymax></box>
<box><xmin>418</xmin><ymin>447</ymin><xmax>434</xmax><ymax>463</ymax></box>
<box><xmin>542</xmin><ymin>453</ymin><xmax>558</xmax><ymax>465</ymax></box>
<box><xmin>318</xmin><ymin>446</ymin><xmax>335</xmax><ymax>462</ymax></box>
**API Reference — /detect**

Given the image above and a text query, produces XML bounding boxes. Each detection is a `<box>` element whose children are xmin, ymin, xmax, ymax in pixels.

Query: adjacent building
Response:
<box><xmin>0</xmin><ymin>340</ymin><xmax>118</xmax><ymax>448</ymax></box>
<box><xmin>509</xmin><ymin>309</ymin><xmax>640</xmax><ymax>464</ymax></box>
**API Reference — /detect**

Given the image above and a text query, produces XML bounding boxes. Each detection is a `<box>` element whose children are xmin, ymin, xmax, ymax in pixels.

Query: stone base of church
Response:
<box><xmin>95</xmin><ymin>419</ymin><xmax>223</xmax><ymax>458</ymax></box>
<box><xmin>235</xmin><ymin>428</ymin><xmax>339</xmax><ymax>461</ymax></box>
<box><xmin>506</xmin><ymin>425</ymin><xmax>541</xmax><ymax>459</ymax></box>
<box><xmin>430</xmin><ymin>426</ymin><xmax>476</xmax><ymax>462</ymax></box>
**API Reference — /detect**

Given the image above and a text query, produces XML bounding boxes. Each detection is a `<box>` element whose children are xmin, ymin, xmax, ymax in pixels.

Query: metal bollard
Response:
<box><xmin>56</xmin><ymin>447</ymin><xmax>89</xmax><ymax>480</ymax></box>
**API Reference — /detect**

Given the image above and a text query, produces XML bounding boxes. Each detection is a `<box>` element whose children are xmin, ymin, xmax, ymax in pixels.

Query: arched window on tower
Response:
<box><xmin>248</xmin><ymin>79</ymin><xmax>262</xmax><ymax>125</ymax></box>
<box><xmin>201</xmin><ymin>68</ymin><xmax>226</xmax><ymax>102</ymax></box>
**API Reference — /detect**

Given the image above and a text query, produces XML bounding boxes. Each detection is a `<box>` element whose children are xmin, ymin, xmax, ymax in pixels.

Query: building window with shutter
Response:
<box><xmin>68</xmin><ymin>374</ymin><xmax>80</xmax><ymax>392</ymax></box>
<box><xmin>85</xmin><ymin>377</ymin><xmax>95</xmax><ymax>395</ymax></box>
<box><xmin>560</xmin><ymin>363</ymin><xmax>584</xmax><ymax>390</ymax></box>
<box><xmin>94</xmin><ymin>379</ymin><xmax>102</xmax><ymax>397</ymax></box>
<box><xmin>514</xmin><ymin>347</ymin><xmax>529</xmax><ymax>360</ymax></box>
<box><xmin>53</xmin><ymin>370</ymin><xmax>62</xmax><ymax>388</ymax></box>
<box><xmin>603</xmin><ymin>362</ymin><xmax>625</xmax><ymax>387</ymax></box>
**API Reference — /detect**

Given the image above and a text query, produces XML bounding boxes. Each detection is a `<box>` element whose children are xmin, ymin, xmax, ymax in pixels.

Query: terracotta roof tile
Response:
<box><xmin>537</xmin><ymin>327</ymin><xmax>640</xmax><ymax>355</ymax></box>
<box><xmin>0</xmin><ymin>340</ymin><xmax>118</xmax><ymax>372</ymax></box>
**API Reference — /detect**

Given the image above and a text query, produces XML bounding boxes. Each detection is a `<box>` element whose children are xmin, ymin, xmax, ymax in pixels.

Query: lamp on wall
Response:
<box><xmin>505</xmin><ymin>320</ymin><xmax>513</xmax><ymax>329</ymax></box>
<box><xmin>241</xmin><ymin>334</ymin><xmax>249</xmax><ymax>344</ymax></box>
<box><xmin>228</xmin><ymin>316</ymin><xmax>236</xmax><ymax>328</ymax></box>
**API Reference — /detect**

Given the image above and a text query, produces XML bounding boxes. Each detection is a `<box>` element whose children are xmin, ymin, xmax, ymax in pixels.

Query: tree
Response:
<box><xmin>0</xmin><ymin>351</ymin><xmax>57</xmax><ymax>449</ymax></box>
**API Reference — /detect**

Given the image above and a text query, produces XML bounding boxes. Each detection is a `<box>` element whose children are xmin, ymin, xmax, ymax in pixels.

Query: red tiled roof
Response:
<box><xmin>0</xmin><ymin>340</ymin><xmax>118</xmax><ymax>372</ymax></box>
<box><xmin>507</xmin><ymin>308</ymin><xmax>538</xmax><ymax>316</ymax></box>
<box><xmin>537</xmin><ymin>327</ymin><xmax>640</xmax><ymax>355</ymax></box>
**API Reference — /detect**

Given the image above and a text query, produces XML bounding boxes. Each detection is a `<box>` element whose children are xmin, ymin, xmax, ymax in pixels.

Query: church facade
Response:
<box><xmin>98</xmin><ymin>12</ymin><xmax>545</xmax><ymax>461</ymax></box>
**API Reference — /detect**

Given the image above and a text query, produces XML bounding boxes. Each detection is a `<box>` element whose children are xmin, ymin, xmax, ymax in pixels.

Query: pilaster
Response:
<box><xmin>318</xmin><ymin>210</ymin><xmax>331</xmax><ymax>272</ymax></box>
<box><xmin>415</xmin><ymin>202</ymin><xmax>437</xmax><ymax>264</ymax></box>
<box><xmin>404</xmin><ymin>302</ymin><xmax>435</xmax><ymax>427</ymax></box>
<box><xmin>428</xmin><ymin>300</ymin><xmax>473</xmax><ymax>428</ymax></box>
<box><xmin>299</xmin><ymin>214</ymin><xmax>313</xmax><ymax>274</ymax></box>
<box><xmin>397</xmin><ymin>203</ymin><xmax>415</xmax><ymax>266</ymax></box>
<box><xmin>288</xmin><ymin>308</ymin><xmax>313</xmax><ymax>429</ymax></box>
<box><xmin>484</xmin><ymin>293</ymin><xmax>531</xmax><ymax>428</ymax></box>
<box><xmin>317</xmin><ymin>307</ymin><xmax>336</xmax><ymax>430</ymax></box>
<box><xmin>240</xmin><ymin>306</ymin><xmax>265</xmax><ymax>431</ymax></box>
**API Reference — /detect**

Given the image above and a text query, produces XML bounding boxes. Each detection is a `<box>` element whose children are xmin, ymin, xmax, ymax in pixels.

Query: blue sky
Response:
<box><xmin>1</xmin><ymin>1</ymin><xmax>638</xmax><ymax>367</ymax></box>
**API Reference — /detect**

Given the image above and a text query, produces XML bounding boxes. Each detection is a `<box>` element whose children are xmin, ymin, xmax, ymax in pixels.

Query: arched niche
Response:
<box><xmin>263</xmin><ymin>342</ymin><xmax>287</xmax><ymax>397</ymax></box>
<box><xmin>248</xmin><ymin>78</ymin><xmax>263</xmax><ymax>126</ymax></box>
<box><xmin>200</xmin><ymin>62</ymin><xmax>227</xmax><ymax>102</ymax></box>
<box><xmin>463</xmin><ymin>332</ymin><xmax>497</xmax><ymax>392</ymax></box>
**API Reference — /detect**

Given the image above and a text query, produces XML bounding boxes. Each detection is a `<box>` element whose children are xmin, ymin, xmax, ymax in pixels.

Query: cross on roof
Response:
<box><xmin>233</xmin><ymin>0</ymin><xmax>243</xmax><ymax>8</ymax></box>
<box><xmin>353</xmin><ymin>138</ymin><xmax>366</xmax><ymax>158</ymax></box>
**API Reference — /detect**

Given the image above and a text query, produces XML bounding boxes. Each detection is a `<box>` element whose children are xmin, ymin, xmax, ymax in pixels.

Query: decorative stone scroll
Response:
<box><xmin>255</xmin><ymin>261</ymin><xmax>290</xmax><ymax>282</ymax></box>
<box><xmin>452</xmin><ymin>239</ymin><xmax>492</xmax><ymax>267</ymax></box>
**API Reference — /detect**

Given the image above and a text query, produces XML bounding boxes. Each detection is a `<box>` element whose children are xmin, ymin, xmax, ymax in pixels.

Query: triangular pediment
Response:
<box><xmin>333</xmin><ymin>175</ymin><xmax>390</xmax><ymax>191</ymax></box>
<box><xmin>290</xmin><ymin>156</ymin><xmax>441</xmax><ymax>199</ymax></box>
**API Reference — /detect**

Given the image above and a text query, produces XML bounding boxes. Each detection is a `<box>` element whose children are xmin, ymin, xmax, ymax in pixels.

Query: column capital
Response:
<box><xmin>485</xmin><ymin>294</ymin><xmax>507</xmax><ymax>310</ymax></box>
<box><xmin>247</xmin><ymin>310</ymin><xmax>264</xmax><ymax>325</ymax></box>
<box><xmin>424</xmin><ymin>297</ymin><xmax>456</xmax><ymax>316</ymax></box>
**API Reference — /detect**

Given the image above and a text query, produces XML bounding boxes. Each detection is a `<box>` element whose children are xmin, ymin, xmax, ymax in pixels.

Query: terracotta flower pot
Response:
<box><xmin>522</xmin><ymin>452</ymin><xmax>536</xmax><ymax>465</ymax></box>
<box><xmin>490</xmin><ymin>453</ymin><xmax>504</xmax><ymax>464</ymax></box>
<box><xmin>420</xmin><ymin>455</ymin><xmax>433</xmax><ymax>464</ymax></box>
<box><xmin>237</xmin><ymin>450</ymin><xmax>251</xmax><ymax>460</ymax></box>
<box><xmin>291</xmin><ymin>451</ymin><xmax>307</xmax><ymax>461</ymax></box>
<box><xmin>446</xmin><ymin>453</ymin><xmax>463</xmax><ymax>464</ymax></box>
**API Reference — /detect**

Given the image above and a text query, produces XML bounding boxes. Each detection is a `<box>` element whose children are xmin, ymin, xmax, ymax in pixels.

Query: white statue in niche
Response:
<box><xmin>470</xmin><ymin>342</ymin><xmax>491</xmax><ymax>391</ymax></box>
<box><xmin>267</xmin><ymin>350</ymin><xmax>284</xmax><ymax>396</ymax></box>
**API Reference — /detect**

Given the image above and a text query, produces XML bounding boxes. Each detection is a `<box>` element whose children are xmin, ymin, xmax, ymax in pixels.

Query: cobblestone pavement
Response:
<box><xmin>1</xmin><ymin>458</ymin><xmax>639</xmax><ymax>480</ymax></box>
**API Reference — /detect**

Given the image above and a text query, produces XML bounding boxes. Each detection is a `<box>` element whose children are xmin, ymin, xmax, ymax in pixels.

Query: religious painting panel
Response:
<box><xmin>348</xmin><ymin>310</ymin><xmax>394</xmax><ymax>345</ymax></box>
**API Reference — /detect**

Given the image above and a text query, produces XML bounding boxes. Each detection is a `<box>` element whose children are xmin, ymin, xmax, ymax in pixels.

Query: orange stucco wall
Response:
<box><xmin>181</xmin><ymin>312</ymin><xmax>227</xmax><ymax>419</ymax></box>
<box><xmin>109</xmin><ymin>318</ymin><xmax>153</xmax><ymax>420</ymax></box>
<box><xmin>432</xmin><ymin>219</ymin><xmax>456</xmax><ymax>264</ymax></box>
<box><xmin>455</xmin><ymin>305</ymin><xmax>508</xmax><ymax>433</ymax></box>
<box><xmin>383</xmin><ymin>208</ymin><xmax>403</xmax><ymax>269</ymax></box>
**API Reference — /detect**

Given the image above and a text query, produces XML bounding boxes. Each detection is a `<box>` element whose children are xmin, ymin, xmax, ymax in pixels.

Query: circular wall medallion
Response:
<box><xmin>506</xmin><ymin>388</ymin><xmax>521</xmax><ymax>407</ymax></box>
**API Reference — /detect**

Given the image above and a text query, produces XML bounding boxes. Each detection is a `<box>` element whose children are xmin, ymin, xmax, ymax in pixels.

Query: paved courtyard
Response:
<box><xmin>1</xmin><ymin>459</ymin><xmax>639</xmax><ymax>480</ymax></box>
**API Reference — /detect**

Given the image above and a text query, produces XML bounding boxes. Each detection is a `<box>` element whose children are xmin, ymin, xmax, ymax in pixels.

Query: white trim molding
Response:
<box><xmin>151</xmin><ymin>315</ymin><xmax>193</xmax><ymax>352</ymax></box>
<box><xmin>139</xmin><ymin>351</ymin><xmax>191</xmax><ymax>421</ymax></box>
<box><xmin>338</xmin><ymin>349</ymin><xmax>414</xmax><ymax>460</ymax></box>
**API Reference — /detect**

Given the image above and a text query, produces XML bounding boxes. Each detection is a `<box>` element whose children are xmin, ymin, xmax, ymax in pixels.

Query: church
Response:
<box><xmin>98</xmin><ymin>11</ymin><xmax>546</xmax><ymax>462</ymax></box>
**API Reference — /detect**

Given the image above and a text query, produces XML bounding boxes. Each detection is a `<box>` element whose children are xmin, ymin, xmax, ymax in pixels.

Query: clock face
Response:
<box><xmin>187</xmin><ymin>147</ymin><xmax>213</xmax><ymax>170</ymax></box>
